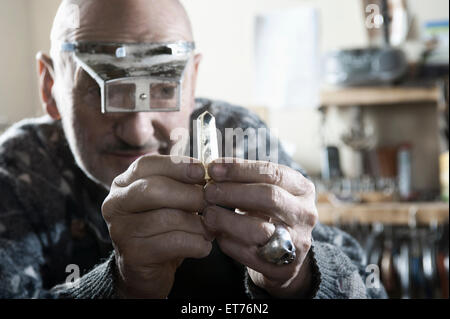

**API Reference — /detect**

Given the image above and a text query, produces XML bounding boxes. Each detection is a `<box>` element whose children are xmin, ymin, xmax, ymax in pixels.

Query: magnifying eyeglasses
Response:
<box><xmin>61</xmin><ymin>41</ymin><xmax>195</xmax><ymax>113</ymax></box>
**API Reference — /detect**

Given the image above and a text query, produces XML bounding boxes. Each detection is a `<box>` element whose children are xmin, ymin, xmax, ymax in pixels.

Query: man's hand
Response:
<box><xmin>101</xmin><ymin>155</ymin><xmax>212</xmax><ymax>299</ymax></box>
<box><xmin>203</xmin><ymin>159</ymin><xmax>318</xmax><ymax>298</ymax></box>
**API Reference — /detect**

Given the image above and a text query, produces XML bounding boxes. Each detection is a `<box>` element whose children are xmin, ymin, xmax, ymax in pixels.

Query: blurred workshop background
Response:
<box><xmin>0</xmin><ymin>0</ymin><xmax>448</xmax><ymax>298</ymax></box>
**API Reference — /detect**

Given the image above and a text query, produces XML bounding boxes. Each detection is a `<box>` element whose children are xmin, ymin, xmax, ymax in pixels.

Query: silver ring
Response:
<box><xmin>257</xmin><ymin>225</ymin><xmax>296</xmax><ymax>265</ymax></box>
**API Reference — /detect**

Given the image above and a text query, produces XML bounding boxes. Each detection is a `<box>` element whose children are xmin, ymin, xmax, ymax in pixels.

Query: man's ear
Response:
<box><xmin>36</xmin><ymin>52</ymin><xmax>60</xmax><ymax>120</ymax></box>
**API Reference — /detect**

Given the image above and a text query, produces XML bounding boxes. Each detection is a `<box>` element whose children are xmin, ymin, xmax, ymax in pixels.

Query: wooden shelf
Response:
<box><xmin>320</xmin><ymin>86</ymin><xmax>440</xmax><ymax>107</ymax></box>
<box><xmin>318</xmin><ymin>201</ymin><xmax>449</xmax><ymax>226</ymax></box>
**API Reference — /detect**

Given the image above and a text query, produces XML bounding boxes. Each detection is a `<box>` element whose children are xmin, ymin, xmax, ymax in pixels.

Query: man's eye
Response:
<box><xmin>162</xmin><ymin>87</ymin><xmax>174</xmax><ymax>98</ymax></box>
<box><xmin>150</xmin><ymin>84</ymin><xmax>176</xmax><ymax>100</ymax></box>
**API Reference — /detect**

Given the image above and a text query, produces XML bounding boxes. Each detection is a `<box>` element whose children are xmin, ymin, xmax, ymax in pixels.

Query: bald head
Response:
<box><xmin>50</xmin><ymin>0</ymin><xmax>193</xmax><ymax>59</ymax></box>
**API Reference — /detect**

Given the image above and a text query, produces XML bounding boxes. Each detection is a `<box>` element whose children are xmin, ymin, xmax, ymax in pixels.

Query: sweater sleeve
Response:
<box><xmin>49</xmin><ymin>252</ymin><xmax>117</xmax><ymax>299</ymax></box>
<box><xmin>309</xmin><ymin>223</ymin><xmax>388</xmax><ymax>299</ymax></box>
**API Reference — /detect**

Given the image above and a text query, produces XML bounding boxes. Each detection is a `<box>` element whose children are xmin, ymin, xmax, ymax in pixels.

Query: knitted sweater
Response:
<box><xmin>0</xmin><ymin>98</ymin><xmax>387</xmax><ymax>299</ymax></box>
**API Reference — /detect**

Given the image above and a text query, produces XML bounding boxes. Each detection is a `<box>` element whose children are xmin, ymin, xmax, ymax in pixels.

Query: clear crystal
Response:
<box><xmin>196</xmin><ymin>111</ymin><xmax>219</xmax><ymax>180</ymax></box>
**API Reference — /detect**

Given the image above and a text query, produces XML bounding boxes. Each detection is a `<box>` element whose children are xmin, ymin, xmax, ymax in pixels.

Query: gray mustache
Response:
<box><xmin>103</xmin><ymin>139</ymin><xmax>169</xmax><ymax>154</ymax></box>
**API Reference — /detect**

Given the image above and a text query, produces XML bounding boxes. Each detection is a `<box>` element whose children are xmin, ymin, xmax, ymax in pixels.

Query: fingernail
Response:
<box><xmin>188</xmin><ymin>164</ymin><xmax>204</xmax><ymax>179</ymax></box>
<box><xmin>211</xmin><ymin>164</ymin><xmax>227</xmax><ymax>179</ymax></box>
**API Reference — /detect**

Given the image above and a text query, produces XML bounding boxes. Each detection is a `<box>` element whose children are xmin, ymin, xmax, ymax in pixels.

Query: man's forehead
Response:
<box><xmin>68</xmin><ymin>30</ymin><xmax>191</xmax><ymax>46</ymax></box>
<box><xmin>52</xmin><ymin>0</ymin><xmax>193</xmax><ymax>46</ymax></box>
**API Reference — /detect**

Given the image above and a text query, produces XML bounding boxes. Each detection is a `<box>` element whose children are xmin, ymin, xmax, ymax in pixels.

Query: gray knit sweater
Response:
<box><xmin>0</xmin><ymin>98</ymin><xmax>387</xmax><ymax>299</ymax></box>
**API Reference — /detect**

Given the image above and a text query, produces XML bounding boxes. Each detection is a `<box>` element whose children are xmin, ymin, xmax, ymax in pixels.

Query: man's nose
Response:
<box><xmin>115</xmin><ymin>113</ymin><xmax>155</xmax><ymax>147</ymax></box>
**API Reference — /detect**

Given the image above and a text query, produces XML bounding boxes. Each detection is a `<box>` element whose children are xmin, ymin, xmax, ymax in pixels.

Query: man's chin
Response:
<box><xmin>107</xmin><ymin>153</ymin><xmax>143</xmax><ymax>169</ymax></box>
<box><xmin>105</xmin><ymin>150</ymin><xmax>161</xmax><ymax>168</ymax></box>
<box><xmin>76</xmin><ymin>151</ymin><xmax>163</xmax><ymax>190</ymax></box>
<box><xmin>75</xmin><ymin>156</ymin><xmax>132</xmax><ymax>190</ymax></box>
<box><xmin>101</xmin><ymin>151</ymin><xmax>161</xmax><ymax>185</ymax></box>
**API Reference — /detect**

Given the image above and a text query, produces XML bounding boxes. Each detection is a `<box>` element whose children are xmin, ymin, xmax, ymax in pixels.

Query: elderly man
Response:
<box><xmin>0</xmin><ymin>0</ymin><xmax>386</xmax><ymax>299</ymax></box>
